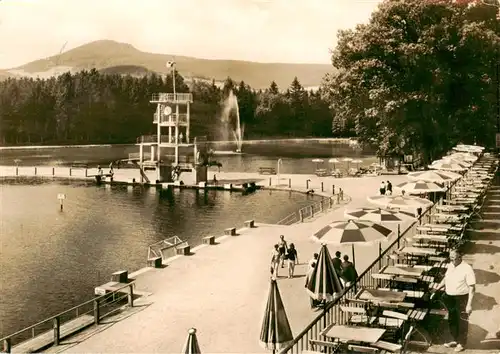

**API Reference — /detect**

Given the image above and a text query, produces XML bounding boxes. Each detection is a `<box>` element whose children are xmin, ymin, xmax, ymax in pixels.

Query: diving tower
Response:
<box><xmin>135</xmin><ymin>62</ymin><xmax>207</xmax><ymax>183</ymax></box>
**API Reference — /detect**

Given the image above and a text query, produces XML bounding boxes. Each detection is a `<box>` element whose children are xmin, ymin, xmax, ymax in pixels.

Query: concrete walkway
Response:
<box><xmin>413</xmin><ymin>176</ymin><xmax>500</xmax><ymax>354</ymax></box>
<box><xmin>38</xmin><ymin>173</ymin><xmax>411</xmax><ymax>353</ymax></box>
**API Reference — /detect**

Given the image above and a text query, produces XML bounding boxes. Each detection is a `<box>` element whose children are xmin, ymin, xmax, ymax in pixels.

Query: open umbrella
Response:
<box><xmin>351</xmin><ymin>159</ymin><xmax>363</xmax><ymax>169</ymax></box>
<box><xmin>305</xmin><ymin>244</ymin><xmax>344</xmax><ymax>302</ymax></box>
<box><xmin>394</xmin><ymin>180</ymin><xmax>445</xmax><ymax>195</ymax></box>
<box><xmin>428</xmin><ymin>160</ymin><xmax>467</xmax><ymax>172</ymax></box>
<box><xmin>367</xmin><ymin>195</ymin><xmax>433</xmax><ymax>212</ymax></box>
<box><xmin>312</xmin><ymin>158</ymin><xmax>324</xmax><ymax>170</ymax></box>
<box><xmin>344</xmin><ymin>208</ymin><xmax>415</xmax><ymax>224</ymax></box>
<box><xmin>448</xmin><ymin>153</ymin><xmax>478</xmax><ymax>163</ymax></box>
<box><xmin>182</xmin><ymin>328</ymin><xmax>201</xmax><ymax>354</ymax></box>
<box><xmin>259</xmin><ymin>278</ymin><xmax>294</xmax><ymax>353</ymax></box>
<box><xmin>407</xmin><ymin>170</ymin><xmax>461</xmax><ymax>183</ymax></box>
<box><xmin>453</xmin><ymin>144</ymin><xmax>484</xmax><ymax>153</ymax></box>
<box><xmin>342</xmin><ymin>158</ymin><xmax>353</xmax><ymax>170</ymax></box>
<box><xmin>328</xmin><ymin>158</ymin><xmax>340</xmax><ymax>169</ymax></box>
<box><xmin>311</xmin><ymin>219</ymin><xmax>393</xmax><ymax>266</ymax></box>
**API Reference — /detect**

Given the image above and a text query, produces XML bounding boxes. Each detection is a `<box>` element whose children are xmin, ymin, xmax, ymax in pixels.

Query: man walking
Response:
<box><xmin>434</xmin><ymin>250</ymin><xmax>475</xmax><ymax>352</ymax></box>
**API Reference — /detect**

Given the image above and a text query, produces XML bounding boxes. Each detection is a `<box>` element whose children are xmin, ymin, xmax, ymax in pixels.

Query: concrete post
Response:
<box><xmin>53</xmin><ymin>317</ymin><xmax>60</xmax><ymax>346</ymax></box>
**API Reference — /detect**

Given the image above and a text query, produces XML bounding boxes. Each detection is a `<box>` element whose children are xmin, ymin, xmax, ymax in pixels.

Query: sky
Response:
<box><xmin>0</xmin><ymin>0</ymin><xmax>382</xmax><ymax>69</ymax></box>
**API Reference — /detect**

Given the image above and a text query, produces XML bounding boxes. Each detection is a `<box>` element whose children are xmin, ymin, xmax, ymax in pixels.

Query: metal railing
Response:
<box><xmin>277</xmin><ymin>194</ymin><xmax>351</xmax><ymax>225</ymax></box>
<box><xmin>147</xmin><ymin>236</ymin><xmax>187</xmax><ymax>261</ymax></box>
<box><xmin>153</xmin><ymin>113</ymin><xmax>188</xmax><ymax>125</ymax></box>
<box><xmin>1</xmin><ymin>282</ymin><xmax>135</xmax><ymax>353</ymax></box>
<box><xmin>150</xmin><ymin>93</ymin><xmax>193</xmax><ymax>103</ymax></box>
<box><xmin>279</xmin><ymin>179</ymin><xmax>462</xmax><ymax>354</ymax></box>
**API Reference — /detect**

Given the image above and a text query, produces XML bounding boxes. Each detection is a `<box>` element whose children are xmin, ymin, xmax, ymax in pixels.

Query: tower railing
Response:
<box><xmin>153</xmin><ymin>113</ymin><xmax>188</xmax><ymax>125</ymax></box>
<box><xmin>150</xmin><ymin>93</ymin><xmax>193</xmax><ymax>103</ymax></box>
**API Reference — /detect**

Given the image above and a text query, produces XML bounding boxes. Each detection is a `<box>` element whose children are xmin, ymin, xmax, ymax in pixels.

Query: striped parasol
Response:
<box><xmin>259</xmin><ymin>279</ymin><xmax>294</xmax><ymax>352</ymax></box>
<box><xmin>311</xmin><ymin>220</ymin><xmax>393</xmax><ymax>266</ymax></box>
<box><xmin>367</xmin><ymin>195</ymin><xmax>433</xmax><ymax>211</ymax></box>
<box><xmin>407</xmin><ymin>170</ymin><xmax>461</xmax><ymax>183</ymax></box>
<box><xmin>182</xmin><ymin>328</ymin><xmax>201</xmax><ymax>354</ymax></box>
<box><xmin>428</xmin><ymin>160</ymin><xmax>468</xmax><ymax>172</ymax></box>
<box><xmin>305</xmin><ymin>244</ymin><xmax>343</xmax><ymax>302</ymax></box>
<box><xmin>394</xmin><ymin>180</ymin><xmax>445</xmax><ymax>195</ymax></box>
<box><xmin>344</xmin><ymin>208</ymin><xmax>415</xmax><ymax>223</ymax></box>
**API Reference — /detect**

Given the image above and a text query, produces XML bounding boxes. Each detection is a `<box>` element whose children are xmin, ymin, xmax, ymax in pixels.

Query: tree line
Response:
<box><xmin>0</xmin><ymin>70</ymin><xmax>334</xmax><ymax>146</ymax></box>
<box><xmin>322</xmin><ymin>0</ymin><xmax>500</xmax><ymax>163</ymax></box>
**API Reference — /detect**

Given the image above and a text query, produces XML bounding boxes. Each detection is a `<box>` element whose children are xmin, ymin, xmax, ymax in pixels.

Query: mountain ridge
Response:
<box><xmin>6</xmin><ymin>40</ymin><xmax>334</xmax><ymax>89</ymax></box>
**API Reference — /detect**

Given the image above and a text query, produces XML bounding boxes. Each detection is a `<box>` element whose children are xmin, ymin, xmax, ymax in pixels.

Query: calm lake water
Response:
<box><xmin>0</xmin><ymin>140</ymin><xmax>375</xmax><ymax>338</ymax></box>
<box><xmin>0</xmin><ymin>140</ymin><xmax>377</xmax><ymax>174</ymax></box>
<box><xmin>0</xmin><ymin>179</ymin><xmax>317</xmax><ymax>337</ymax></box>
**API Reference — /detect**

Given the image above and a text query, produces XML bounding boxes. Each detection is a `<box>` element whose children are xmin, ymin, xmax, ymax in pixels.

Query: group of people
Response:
<box><xmin>270</xmin><ymin>235</ymin><xmax>298</xmax><ymax>279</ymax></box>
<box><xmin>379</xmin><ymin>180</ymin><xmax>393</xmax><ymax>195</ymax></box>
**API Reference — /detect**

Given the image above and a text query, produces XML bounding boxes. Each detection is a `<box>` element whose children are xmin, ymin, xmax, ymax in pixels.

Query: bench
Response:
<box><xmin>258</xmin><ymin>167</ymin><xmax>276</xmax><ymax>175</ymax></box>
<box><xmin>147</xmin><ymin>256</ymin><xmax>162</xmax><ymax>268</ymax></box>
<box><xmin>203</xmin><ymin>235</ymin><xmax>216</xmax><ymax>245</ymax></box>
<box><xmin>224</xmin><ymin>227</ymin><xmax>236</xmax><ymax>236</ymax></box>
<box><xmin>176</xmin><ymin>244</ymin><xmax>191</xmax><ymax>255</ymax></box>
<box><xmin>111</xmin><ymin>270</ymin><xmax>128</xmax><ymax>283</ymax></box>
<box><xmin>244</xmin><ymin>220</ymin><xmax>255</xmax><ymax>228</ymax></box>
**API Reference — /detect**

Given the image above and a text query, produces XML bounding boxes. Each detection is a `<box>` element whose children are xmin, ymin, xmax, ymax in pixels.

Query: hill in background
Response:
<box><xmin>6</xmin><ymin>40</ymin><xmax>334</xmax><ymax>89</ymax></box>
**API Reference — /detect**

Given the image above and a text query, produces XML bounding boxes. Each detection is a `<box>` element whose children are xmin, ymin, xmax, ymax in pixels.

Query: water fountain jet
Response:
<box><xmin>219</xmin><ymin>90</ymin><xmax>244</xmax><ymax>153</ymax></box>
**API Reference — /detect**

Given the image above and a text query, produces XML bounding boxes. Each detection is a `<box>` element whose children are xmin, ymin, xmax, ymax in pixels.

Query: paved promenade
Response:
<box><xmin>26</xmin><ymin>172</ymin><xmax>408</xmax><ymax>353</ymax></box>
<box><xmin>412</xmin><ymin>179</ymin><xmax>500</xmax><ymax>354</ymax></box>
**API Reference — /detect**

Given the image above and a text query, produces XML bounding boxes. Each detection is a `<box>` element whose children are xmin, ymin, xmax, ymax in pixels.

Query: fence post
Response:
<box><xmin>337</xmin><ymin>194</ymin><xmax>340</xmax><ymax>204</ymax></box>
<box><xmin>321</xmin><ymin>182</ymin><xmax>324</xmax><ymax>192</ymax></box>
<box><xmin>3</xmin><ymin>338</ymin><xmax>11</xmax><ymax>353</ymax></box>
<box><xmin>397</xmin><ymin>224</ymin><xmax>401</xmax><ymax>248</ymax></box>
<box><xmin>320</xmin><ymin>200</ymin><xmax>324</xmax><ymax>212</ymax></box>
<box><xmin>69</xmin><ymin>168</ymin><xmax>72</xmax><ymax>177</ymax></box>
<box><xmin>306</xmin><ymin>180</ymin><xmax>310</xmax><ymax>190</ymax></box>
<box><xmin>93</xmin><ymin>299</ymin><xmax>100</xmax><ymax>325</ymax></box>
<box><xmin>332</xmin><ymin>185</ymin><xmax>335</xmax><ymax>195</ymax></box>
<box><xmin>329</xmin><ymin>197</ymin><xmax>333</xmax><ymax>208</ymax></box>
<box><xmin>85</xmin><ymin>168</ymin><xmax>88</xmax><ymax>177</ymax></box>
<box><xmin>311</xmin><ymin>206</ymin><xmax>314</xmax><ymax>217</ymax></box>
<box><xmin>269</xmin><ymin>177</ymin><xmax>271</xmax><ymax>186</ymax></box>
<box><xmin>34</xmin><ymin>167</ymin><xmax>37</xmax><ymax>175</ymax></box>
<box><xmin>15</xmin><ymin>167</ymin><xmax>18</xmax><ymax>176</ymax></box>
<box><xmin>53</xmin><ymin>317</ymin><xmax>60</xmax><ymax>346</ymax></box>
<box><xmin>288</xmin><ymin>178</ymin><xmax>291</xmax><ymax>188</ymax></box>
<box><xmin>52</xmin><ymin>167</ymin><xmax>55</xmax><ymax>176</ymax></box>
<box><xmin>128</xmin><ymin>285</ymin><xmax>134</xmax><ymax>307</ymax></box>
<box><xmin>299</xmin><ymin>209</ymin><xmax>304</xmax><ymax>222</ymax></box>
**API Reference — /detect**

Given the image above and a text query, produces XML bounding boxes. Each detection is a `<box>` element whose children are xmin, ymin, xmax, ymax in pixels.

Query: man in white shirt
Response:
<box><xmin>434</xmin><ymin>250</ymin><xmax>475</xmax><ymax>352</ymax></box>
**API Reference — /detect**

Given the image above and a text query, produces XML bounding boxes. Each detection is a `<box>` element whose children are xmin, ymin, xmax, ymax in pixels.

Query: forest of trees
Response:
<box><xmin>0</xmin><ymin>70</ymin><xmax>334</xmax><ymax>146</ymax></box>
<box><xmin>1</xmin><ymin>0</ymin><xmax>498</xmax><ymax>165</ymax></box>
